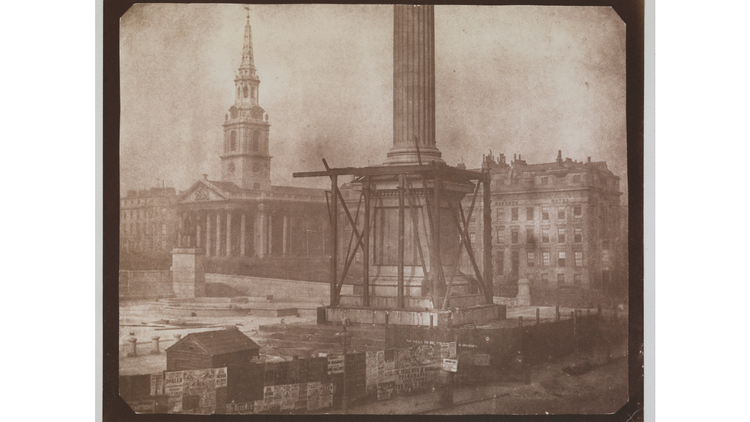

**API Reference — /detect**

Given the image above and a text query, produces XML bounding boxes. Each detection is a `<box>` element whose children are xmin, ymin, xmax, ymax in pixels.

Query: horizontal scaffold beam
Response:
<box><xmin>293</xmin><ymin>163</ymin><xmax>487</xmax><ymax>181</ymax></box>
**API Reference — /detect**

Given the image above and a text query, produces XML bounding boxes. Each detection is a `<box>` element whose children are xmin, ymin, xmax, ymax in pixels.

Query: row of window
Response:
<box><xmin>496</xmin><ymin>206</ymin><xmax>582</xmax><ymax>223</ymax></box>
<box><xmin>121</xmin><ymin>208</ymin><xmax>169</xmax><ymax>220</ymax></box>
<box><xmin>228</xmin><ymin>130</ymin><xmax>262</xmax><ymax>153</ymax></box>
<box><xmin>542</xmin><ymin>273</ymin><xmax>582</xmax><ymax>286</ymax></box>
<box><xmin>493</xmin><ymin>226</ymin><xmax>583</xmax><ymax>244</ymax></box>
<box><xmin>508</xmin><ymin>174</ymin><xmax>583</xmax><ymax>186</ymax></box>
<box><xmin>237</xmin><ymin>85</ymin><xmax>256</xmax><ymax>100</ymax></box>
<box><xmin>495</xmin><ymin>250</ymin><xmax>584</xmax><ymax>271</ymax></box>
<box><xmin>121</xmin><ymin>223</ymin><xmax>170</xmax><ymax>237</ymax></box>
<box><xmin>121</xmin><ymin>239</ymin><xmax>169</xmax><ymax>253</ymax></box>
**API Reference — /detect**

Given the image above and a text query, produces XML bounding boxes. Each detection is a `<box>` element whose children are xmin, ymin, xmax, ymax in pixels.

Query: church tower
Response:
<box><xmin>221</xmin><ymin>12</ymin><xmax>272</xmax><ymax>190</ymax></box>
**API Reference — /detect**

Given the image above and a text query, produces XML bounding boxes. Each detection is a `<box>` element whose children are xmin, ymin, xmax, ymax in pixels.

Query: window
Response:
<box><xmin>557</xmin><ymin>207</ymin><xmax>566</xmax><ymax>220</ymax></box>
<box><xmin>526</xmin><ymin>207</ymin><xmax>534</xmax><ymax>220</ymax></box>
<box><xmin>574</xmin><ymin>205</ymin><xmax>582</xmax><ymax>220</ymax></box>
<box><xmin>573</xmin><ymin>174</ymin><xmax>581</xmax><ymax>183</ymax></box>
<box><xmin>230</xmin><ymin>131</ymin><xmax>237</xmax><ymax>151</ymax></box>
<box><xmin>511</xmin><ymin>208</ymin><xmax>518</xmax><ymax>221</ymax></box>
<box><xmin>470</xmin><ymin>215</ymin><xmax>476</xmax><ymax>223</ymax></box>
<box><xmin>253</xmin><ymin>131</ymin><xmax>260</xmax><ymax>151</ymax></box>
<box><xmin>542</xmin><ymin>273</ymin><xmax>548</xmax><ymax>284</ymax></box>
<box><xmin>470</xmin><ymin>233</ymin><xmax>476</xmax><ymax>244</ymax></box>
<box><xmin>511</xmin><ymin>251</ymin><xmax>519</xmax><ymax>274</ymax></box>
<box><xmin>575</xmin><ymin>251</ymin><xmax>583</xmax><ymax>267</ymax></box>
<box><xmin>574</xmin><ymin>228</ymin><xmax>582</xmax><ymax>243</ymax></box>
<box><xmin>497</xmin><ymin>227</ymin><xmax>504</xmax><ymax>244</ymax></box>
<box><xmin>497</xmin><ymin>208</ymin><xmax>505</xmax><ymax>221</ymax></box>
<box><xmin>511</xmin><ymin>228</ymin><xmax>519</xmax><ymax>244</ymax></box>
<box><xmin>543</xmin><ymin>251</ymin><xmax>550</xmax><ymax>267</ymax></box>
<box><xmin>558</xmin><ymin>251</ymin><xmax>566</xmax><ymax>267</ymax></box>
<box><xmin>526</xmin><ymin>228</ymin><xmax>534</xmax><ymax>243</ymax></box>
<box><xmin>527</xmin><ymin>252</ymin><xmax>535</xmax><ymax>267</ymax></box>
<box><xmin>558</xmin><ymin>273</ymin><xmax>565</xmax><ymax>285</ymax></box>
<box><xmin>557</xmin><ymin>228</ymin><xmax>565</xmax><ymax>243</ymax></box>
<box><xmin>542</xmin><ymin>229</ymin><xmax>549</xmax><ymax>243</ymax></box>
<box><xmin>243</xmin><ymin>85</ymin><xmax>248</xmax><ymax>98</ymax></box>
<box><xmin>496</xmin><ymin>251</ymin><xmax>504</xmax><ymax>273</ymax></box>
<box><xmin>542</xmin><ymin>177</ymin><xmax>548</xmax><ymax>185</ymax></box>
<box><xmin>574</xmin><ymin>274</ymin><xmax>582</xmax><ymax>285</ymax></box>
<box><xmin>542</xmin><ymin>207</ymin><xmax>549</xmax><ymax>221</ymax></box>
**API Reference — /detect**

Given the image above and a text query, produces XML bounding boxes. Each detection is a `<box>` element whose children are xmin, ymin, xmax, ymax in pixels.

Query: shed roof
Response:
<box><xmin>166</xmin><ymin>328</ymin><xmax>260</xmax><ymax>356</ymax></box>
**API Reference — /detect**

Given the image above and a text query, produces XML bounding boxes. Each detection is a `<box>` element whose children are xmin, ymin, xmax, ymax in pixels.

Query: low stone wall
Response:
<box><xmin>206</xmin><ymin>273</ymin><xmax>352</xmax><ymax>302</ymax></box>
<box><xmin>120</xmin><ymin>270</ymin><xmax>174</xmax><ymax>300</ymax></box>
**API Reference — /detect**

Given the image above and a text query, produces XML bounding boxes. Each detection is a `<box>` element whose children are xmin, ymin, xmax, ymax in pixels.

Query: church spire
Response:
<box><xmin>240</xmin><ymin>8</ymin><xmax>256</xmax><ymax>74</ymax></box>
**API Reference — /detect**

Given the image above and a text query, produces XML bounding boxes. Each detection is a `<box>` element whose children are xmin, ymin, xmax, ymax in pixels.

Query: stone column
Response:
<box><xmin>282</xmin><ymin>215</ymin><xmax>289</xmax><ymax>255</ymax></box>
<box><xmin>206</xmin><ymin>213</ymin><xmax>212</xmax><ymax>256</ymax></box>
<box><xmin>386</xmin><ymin>5</ymin><xmax>442</xmax><ymax>165</ymax></box>
<box><xmin>226</xmin><ymin>212</ymin><xmax>232</xmax><ymax>256</ymax></box>
<box><xmin>240</xmin><ymin>214</ymin><xmax>246</xmax><ymax>256</ymax></box>
<box><xmin>216</xmin><ymin>213</ymin><xmax>221</xmax><ymax>256</ymax></box>
<box><xmin>256</xmin><ymin>205</ymin><xmax>265</xmax><ymax>258</ymax></box>
<box><xmin>151</xmin><ymin>336</ymin><xmax>161</xmax><ymax>354</ymax></box>
<box><xmin>127</xmin><ymin>337</ymin><xmax>138</xmax><ymax>357</ymax></box>
<box><xmin>196</xmin><ymin>224</ymin><xmax>201</xmax><ymax>250</ymax></box>
<box><xmin>267</xmin><ymin>213</ymin><xmax>273</xmax><ymax>256</ymax></box>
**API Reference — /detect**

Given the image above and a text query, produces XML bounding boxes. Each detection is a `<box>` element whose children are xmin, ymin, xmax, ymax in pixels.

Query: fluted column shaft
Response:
<box><xmin>387</xmin><ymin>5</ymin><xmax>442</xmax><ymax>165</ymax></box>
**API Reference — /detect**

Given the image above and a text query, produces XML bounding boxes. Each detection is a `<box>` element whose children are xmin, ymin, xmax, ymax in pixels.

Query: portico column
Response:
<box><xmin>282</xmin><ymin>215</ymin><xmax>289</xmax><ymax>255</ymax></box>
<box><xmin>240</xmin><ymin>214</ymin><xmax>246</xmax><ymax>256</ymax></box>
<box><xmin>256</xmin><ymin>205</ymin><xmax>265</xmax><ymax>259</ymax></box>
<box><xmin>267</xmin><ymin>213</ymin><xmax>273</xmax><ymax>256</ymax></box>
<box><xmin>226</xmin><ymin>212</ymin><xmax>232</xmax><ymax>256</ymax></box>
<box><xmin>216</xmin><ymin>213</ymin><xmax>221</xmax><ymax>256</ymax></box>
<box><xmin>196</xmin><ymin>223</ymin><xmax>201</xmax><ymax>249</ymax></box>
<box><xmin>206</xmin><ymin>213</ymin><xmax>212</xmax><ymax>256</ymax></box>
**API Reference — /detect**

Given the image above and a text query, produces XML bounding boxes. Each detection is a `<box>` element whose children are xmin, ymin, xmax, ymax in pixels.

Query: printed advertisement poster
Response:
<box><xmin>327</xmin><ymin>354</ymin><xmax>344</xmax><ymax>374</ymax></box>
<box><xmin>150</xmin><ymin>373</ymin><xmax>164</xmax><ymax>396</ymax></box>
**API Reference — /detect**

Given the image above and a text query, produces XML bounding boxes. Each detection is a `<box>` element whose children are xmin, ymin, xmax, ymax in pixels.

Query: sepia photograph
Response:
<box><xmin>107</xmin><ymin>1</ymin><xmax>643</xmax><ymax>417</ymax></box>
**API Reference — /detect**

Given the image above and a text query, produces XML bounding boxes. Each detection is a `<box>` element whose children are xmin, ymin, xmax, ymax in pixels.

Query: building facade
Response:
<box><xmin>172</xmin><ymin>14</ymin><xmax>329</xmax><ymax>281</ymax></box>
<box><xmin>120</xmin><ymin>187</ymin><xmax>180</xmax><ymax>269</ymax></box>
<box><xmin>462</xmin><ymin>151</ymin><xmax>625</xmax><ymax>307</ymax></box>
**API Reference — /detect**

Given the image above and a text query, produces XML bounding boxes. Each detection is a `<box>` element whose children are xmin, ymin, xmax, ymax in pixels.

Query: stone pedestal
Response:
<box><xmin>170</xmin><ymin>248</ymin><xmax>206</xmax><ymax>299</ymax></box>
<box><xmin>517</xmin><ymin>278</ymin><xmax>531</xmax><ymax>307</ymax></box>
<box><xmin>363</xmin><ymin>174</ymin><xmax>475</xmax><ymax>308</ymax></box>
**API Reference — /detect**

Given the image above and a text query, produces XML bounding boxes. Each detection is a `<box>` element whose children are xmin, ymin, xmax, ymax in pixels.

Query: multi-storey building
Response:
<box><xmin>120</xmin><ymin>187</ymin><xmax>181</xmax><ymax>268</ymax></box>
<box><xmin>462</xmin><ymin>151</ymin><xmax>625</xmax><ymax>307</ymax></box>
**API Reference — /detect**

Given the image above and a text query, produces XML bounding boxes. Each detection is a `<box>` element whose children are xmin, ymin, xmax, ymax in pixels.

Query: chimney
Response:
<box><xmin>556</xmin><ymin>150</ymin><xmax>563</xmax><ymax>164</ymax></box>
<box><xmin>587</xmin><ymin>156</ymin><xmax>591</xmax><ymax>164</ymax></box>
<box><xmin>202</xmin><ymin>174</ymin><xmax>208</xmax><ymax>181</ymax></box>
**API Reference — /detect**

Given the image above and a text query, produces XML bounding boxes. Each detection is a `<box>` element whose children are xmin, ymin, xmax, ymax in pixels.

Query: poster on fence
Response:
<box><xmin>150</xmin><ymin>373</ymin><xmax>164</xmax><ymax>396</ymax></box>
<box><xmin>327</xmin><ymin>354</ymin><xmax>344</xmax><ymax>374</ymax></box>
<box><xmin>164</xmin><ymin>371</ymin><xmax>184</xmax><ymax>412</ymax></box>
<box><xmin>226</xmin><ymin>401</ymin><xmax>253</xmax><ymax>414</ymax></box>
<box><xmin>376</xmin><ymin>381</ymin><xmax>395</xmax><ymax>401</ymax></box>
<box><xmin>437</xmin><ymin>341</ymin><xmax>457</xmax><ymax>359</ymax></box>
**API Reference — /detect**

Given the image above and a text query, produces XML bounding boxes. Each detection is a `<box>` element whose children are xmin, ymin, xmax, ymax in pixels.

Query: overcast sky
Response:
<box><xmin>120</xmin><ymin>4</ymin><xmax>626</xmax><ymax>198</ymax></box>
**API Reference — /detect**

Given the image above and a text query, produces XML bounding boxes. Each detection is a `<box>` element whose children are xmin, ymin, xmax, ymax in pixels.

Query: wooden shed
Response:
<box><xmin>165</xmin><ymin>328</ymin><xmax>260</xmax><ymax>371</ymax></box>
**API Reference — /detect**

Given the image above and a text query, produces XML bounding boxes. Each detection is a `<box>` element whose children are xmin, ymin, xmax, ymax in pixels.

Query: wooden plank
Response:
<box><xmin>293</xmin><ymin>164</ymin><xmax>485</xmax><ymax>181</ymax></box>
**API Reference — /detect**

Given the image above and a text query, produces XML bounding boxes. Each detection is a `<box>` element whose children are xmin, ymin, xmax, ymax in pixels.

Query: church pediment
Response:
<box><xmin>178</xmin><ymin>181</ymin><xmax>229</xmax><ymax>204</ymax></box>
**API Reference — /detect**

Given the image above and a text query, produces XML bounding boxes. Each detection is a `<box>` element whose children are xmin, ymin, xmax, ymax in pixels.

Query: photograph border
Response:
<box><xmin>102</xmin><ymin>1</ymin><xmax>645</xmax><ymax>420</ymax></box>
